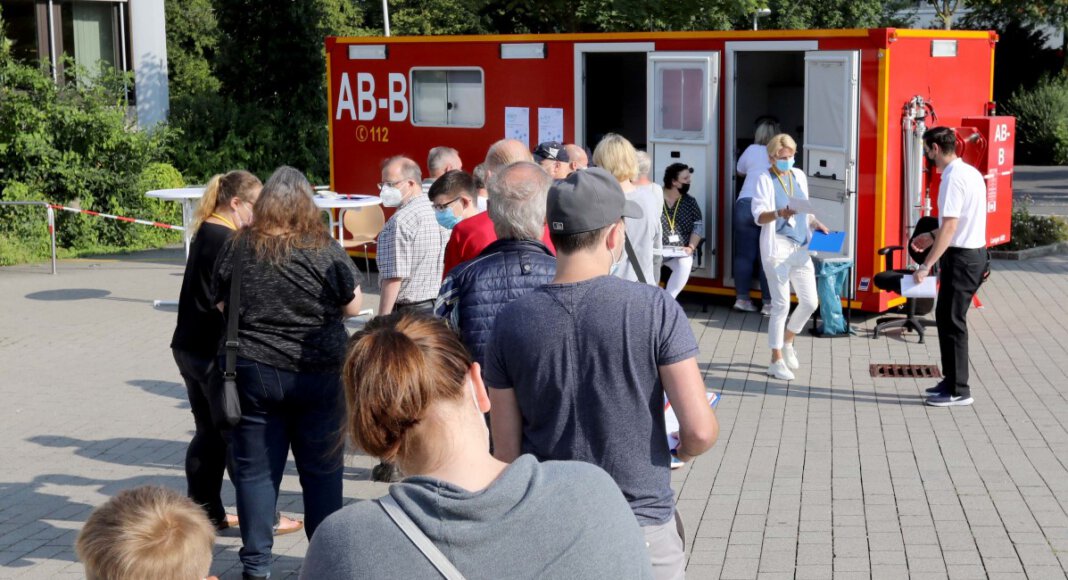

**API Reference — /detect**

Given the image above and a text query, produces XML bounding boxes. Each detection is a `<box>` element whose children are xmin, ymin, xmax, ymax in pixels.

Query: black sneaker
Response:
<box><xmin>925</xmin><ymin>381</ymin><xmax>949</xmax><ymax>395</ymax></box>
<box><xmin>925</xmin><ymin>393</ymin><xmax>974</xmax><ymax>407</ymax></box>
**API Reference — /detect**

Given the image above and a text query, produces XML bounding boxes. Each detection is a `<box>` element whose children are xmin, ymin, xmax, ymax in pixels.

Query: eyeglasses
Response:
<box><xmin>432</xmin><ymin>196</ymin><xmax>463</xmax><ymax>211</ymax></box>
<box><xmin>377</xmin><ymin>180</ymin><xmax>404</xmax><ymax>190</ymax></box>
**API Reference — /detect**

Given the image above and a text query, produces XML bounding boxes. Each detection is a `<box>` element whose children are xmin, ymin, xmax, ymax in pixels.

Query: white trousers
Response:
<box><xmin>664</xmin><ymin>255</ymin><xmax>694</xmax><ymax>298</ymax></box>
<box><xmin>762</xmin><ymin>237</ymin><xmax>819</xmax><ymax>350</ymax></box>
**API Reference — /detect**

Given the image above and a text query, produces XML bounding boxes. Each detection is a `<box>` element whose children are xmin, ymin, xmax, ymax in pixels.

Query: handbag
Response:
<box><xmin>212</xmin><ymin>238</ymin><xmax>246</xmax><ymax>430</ymax></box>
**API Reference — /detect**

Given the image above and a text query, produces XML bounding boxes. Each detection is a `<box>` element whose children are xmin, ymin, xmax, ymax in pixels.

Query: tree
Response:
<box><xmin>928</xmin><ymin>0</ymin><xmax>962</xmax><ymax>29</ymax></box>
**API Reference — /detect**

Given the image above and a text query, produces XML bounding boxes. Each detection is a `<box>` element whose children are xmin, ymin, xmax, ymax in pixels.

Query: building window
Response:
<box><xmin>654</xmin><ymin>63</ymin><xmax>706</xmax><ymax>140</ymax></box>
<box><xmin>61</xmin><ymin>1</ymin><xmax>119</xmax><ymax>76</ymax></box>
<box><xmin>410</xmin><ymin>68</ymin><xmax>485</xmax><ymax>128</ymax></box>
<box><xmin>1</xmin><ymin>1</ymin><xmax>40</xmax><ymax>62</ymax></box>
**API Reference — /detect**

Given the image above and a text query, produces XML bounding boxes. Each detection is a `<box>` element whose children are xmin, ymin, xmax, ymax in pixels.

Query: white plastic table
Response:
<box><xmin>312</xmin><ymin>193</ymin><xmax>382</xmax><ymax>241</ymax></box>
<box><xmin>146</xmin><ymin>187</ymin><xmax>205</xmax><ymax>258</ymax></box>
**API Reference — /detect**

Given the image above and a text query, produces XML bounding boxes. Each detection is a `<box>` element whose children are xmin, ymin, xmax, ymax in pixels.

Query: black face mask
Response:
<box><xmin>677</xmin><ymin>183</ymin><xmax>690</xmax><ymax>196</ymax></box>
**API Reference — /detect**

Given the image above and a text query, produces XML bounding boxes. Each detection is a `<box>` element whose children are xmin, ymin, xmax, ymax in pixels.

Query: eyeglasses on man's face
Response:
<box><xmin>432</xmin><ymin>196</ymin><xmax>463</xmax><ymax>212</ymax></box>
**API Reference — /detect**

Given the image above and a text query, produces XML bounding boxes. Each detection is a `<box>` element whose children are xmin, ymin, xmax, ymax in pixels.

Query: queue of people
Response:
<box><xmin>75</xmin><ymin>125</ymin><xmax>992</xmax><ymax>579</ymax></box>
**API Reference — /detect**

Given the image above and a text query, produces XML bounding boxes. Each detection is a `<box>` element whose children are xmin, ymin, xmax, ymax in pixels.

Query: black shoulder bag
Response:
<box><xmin>624</xmin><ymin>234</ymin><xmax>647</xmax><ymax>285</ymax></box>
<box><xmin>213</xmin><ymin>240</ymin><xmax>245</xmax><ymax>430</ymax></box>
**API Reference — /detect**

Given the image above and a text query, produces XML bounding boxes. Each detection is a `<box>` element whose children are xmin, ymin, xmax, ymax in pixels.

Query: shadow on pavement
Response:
<box><xmin>24</xmin><ymin>288</ymin><xmax>156</xmax><ymax>304</ymax></box>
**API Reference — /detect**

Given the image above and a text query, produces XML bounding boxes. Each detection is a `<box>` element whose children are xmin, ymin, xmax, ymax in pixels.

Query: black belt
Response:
<box><xmin>397</xmin><ymin>298</ymin><xmax>435</xmax><ymax>306</ymax></box>
<box><xmin>945</xmin><ymin>246</ymin><xmax>986</xmax><ymax>254</ymax></box>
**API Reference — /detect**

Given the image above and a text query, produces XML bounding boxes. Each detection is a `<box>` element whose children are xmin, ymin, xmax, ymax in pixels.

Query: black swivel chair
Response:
<box><xmin>872</xmin><ymin>216</ymin><xmax>938</xmax><ymax>343</ymax></box>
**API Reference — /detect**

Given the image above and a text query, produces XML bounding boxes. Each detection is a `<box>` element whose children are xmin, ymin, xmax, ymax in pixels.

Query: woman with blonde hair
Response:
<box><xmin>301</xmin><ymin>313</ymin><xmax>652</xmax><ymax>579</ymax></box>
<box><xmin>751</xmin><ymin>134</ymin><xmax>829</xmax><ymax>381</ymax></box>
<box><xmin>593</xmin><ymin>133</ymin><xmax>662</xmax><ymax>286</ymax></box>
<box><xmin>211</xmin><ymin>166</ymin><xmax>364</xmax><ymax>580</ymax></box>
<box><xmin>171</xmin><ymin>170</ymin><xmax>299</xmax><ymax>534</ymax></box>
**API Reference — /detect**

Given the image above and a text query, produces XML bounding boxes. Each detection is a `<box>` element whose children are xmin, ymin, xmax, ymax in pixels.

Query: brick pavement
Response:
<box><xmin>2</xmin><ymin>248</ymin><xmax>1068</xmax><ymax>579</ymax></box>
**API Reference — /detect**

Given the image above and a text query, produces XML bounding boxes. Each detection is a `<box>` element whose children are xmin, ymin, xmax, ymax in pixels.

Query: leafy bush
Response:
<box><xmin>994</xmin><ymin>199</ymin><xmax>1068</xmax><ymax>251</ymax></box>
<box><xmin>0</xmin><ymin>11</ymin><xmax>181</xmax><ymax>264</ymax></box>
<box><xmin>1003</xmin><ymin>75</ymin><xmax>1068</xmax><ymax>165</ymax></box>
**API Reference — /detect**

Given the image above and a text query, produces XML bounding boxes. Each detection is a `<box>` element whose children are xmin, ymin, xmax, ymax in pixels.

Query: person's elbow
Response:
<box><xmin>680</xmin><ymin>413</ymin><xmax>719</xmax><ymax>455</ymax></box>
<box><xmin>342</xmin><ymin>287</ymin><xmax>364</xmax><ymax>318</ymax></box>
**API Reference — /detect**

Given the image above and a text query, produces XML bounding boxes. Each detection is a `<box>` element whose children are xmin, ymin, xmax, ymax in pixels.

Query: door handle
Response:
<box><xmin>812</xmin><ymin>171</ymin><xmax>838</xmax><ymax>180</ymax></box>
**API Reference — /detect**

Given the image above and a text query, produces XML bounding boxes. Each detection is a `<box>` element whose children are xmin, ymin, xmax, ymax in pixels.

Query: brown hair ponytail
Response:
<box><xmin>342</xmin><ymin>313</ymin><xmax>471</xmax><ymax>461</ymax></box>
<box><xmin>191</xmin><ymin>170</ymin><xmax>262</xmax><ymax>232</ymax></box>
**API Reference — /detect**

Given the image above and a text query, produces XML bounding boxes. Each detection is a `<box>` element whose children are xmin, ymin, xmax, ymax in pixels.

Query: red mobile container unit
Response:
<box><xmin>326</xmin><ymin>28</ymin><xmax>1012</xmax><ymax>313</ymax></box>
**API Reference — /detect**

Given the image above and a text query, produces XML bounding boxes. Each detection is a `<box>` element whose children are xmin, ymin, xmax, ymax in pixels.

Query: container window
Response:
<box><xmin>411</xmin><ymin>68</ymin><xmax>484</xmax><ymax>128</ymax></box>
<box><xmin>654</xmin><ymin>64</ymin><xmax>705</xmax><ymax>139</ymax></box>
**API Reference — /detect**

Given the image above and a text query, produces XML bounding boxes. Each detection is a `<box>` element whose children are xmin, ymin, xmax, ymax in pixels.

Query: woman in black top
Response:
<box><xmin>171</xmin><ymin>170</ymin><xmax>276</xmax><ymax>532</ymax></box>
<box><xmin>211</xmin><ymin>166</ymin><xmax>364</xmax><ymax>580</ymax></box>
<box><xmin>660</xmin><ymin>163</ymin><xmax>704</xmax><ymax>298</ymax></box>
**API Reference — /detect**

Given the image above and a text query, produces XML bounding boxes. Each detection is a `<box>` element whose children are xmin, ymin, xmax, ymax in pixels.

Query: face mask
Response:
<box><xmin>468</xmin><ymin>379</ymin><xmax>481</xmax><ymax>414</ymax></box>
<box><xmin>678</xmin><ymin>183</ymin><xmax>690</xmax><ymax>196</ymax></box>
<box><xmin>380</xmin><ymin>185</ymin><xmax>403</xmax><ymax>207</ymax></box>
<box><xmin>608</xmin><ymin>230</ymin><xmax>626</xmax><ymax>276</ymax></box>
<box><xmin>775</xmin><ymin>159</ymin><xmax>795</xmax><ymax>173</ymax></box>
<box><xmin>435</xmin><ymin>208</ymin><xmax>461</xmax><ymax>229</ymax></box>
<box><xmin>476</xmin><ymin>196</ymin><xmax>488</xmax><ymax>212</ymax></box>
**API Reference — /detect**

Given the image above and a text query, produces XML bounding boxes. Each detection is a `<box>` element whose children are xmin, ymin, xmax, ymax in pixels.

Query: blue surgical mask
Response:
<box><xmin>436</xmin><ymin>208</ymin><xmax>461</xmax><ymax>230</ymax></box>
<box><xmin>774</xmin><ymin>159</ymin><xmax>794</xmax><ymax>173</ymax></box>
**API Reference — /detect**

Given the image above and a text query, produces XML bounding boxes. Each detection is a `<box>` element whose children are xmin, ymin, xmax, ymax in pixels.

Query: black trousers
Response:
<box><xmin>935</xmin><ymin>247</ymin><xmax>988</xmax><ymax>398</ymax></box>
<box><xmin>172</xmin><ymin>348</ymin><xmax>231</xmax><ymax>527</ymax></box>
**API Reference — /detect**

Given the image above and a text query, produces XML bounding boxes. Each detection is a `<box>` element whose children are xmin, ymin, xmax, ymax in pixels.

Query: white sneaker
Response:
<box><xmin>761</xmin><ymin>303</ymin><xmax>772</xmax><ymax>317</ymax></box>
<box><xmin>782</xmin><ymin>344</ymin><xmax>800</xmax><ymax>370</ymax></box>
<box><xmin>733</xmin><ymin>299</ymin><xmax>758</xmax><ymax>312</ymax></box>
<box><xmin>767</xmin><ymin>359</ymin><xmax>795</xmax><ymax>381</ymax></box>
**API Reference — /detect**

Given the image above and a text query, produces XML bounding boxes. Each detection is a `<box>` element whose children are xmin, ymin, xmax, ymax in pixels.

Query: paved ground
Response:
<box><xmin>3</xmin><ymin>248</ymin><xmax>1068</xmax><ymax>579</ymax></box>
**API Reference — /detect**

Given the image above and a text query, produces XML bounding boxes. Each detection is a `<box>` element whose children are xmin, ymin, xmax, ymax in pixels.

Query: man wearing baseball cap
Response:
<box><xmin>484</xmin><ymin>168</ymin><xmax>719</xmax><ymax>580</ymax></box>
<box><xmin>533</xmin><ymin>141</ymin><xmax>573</xmax><ymax>180</ymax></box>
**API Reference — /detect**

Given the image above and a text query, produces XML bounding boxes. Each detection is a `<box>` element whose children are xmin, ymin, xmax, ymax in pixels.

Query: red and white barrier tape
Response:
<box><xmin>49</xmin><ymin>204</ymin><xmax>185</xmax><ymax>231</ymax></box>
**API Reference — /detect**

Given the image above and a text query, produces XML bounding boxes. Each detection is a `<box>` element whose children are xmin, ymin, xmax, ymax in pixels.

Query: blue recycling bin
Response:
<box><xmin>812</xmin><ymin>257</ymin><xmax>854</xmax><ymax>337</ymax></box>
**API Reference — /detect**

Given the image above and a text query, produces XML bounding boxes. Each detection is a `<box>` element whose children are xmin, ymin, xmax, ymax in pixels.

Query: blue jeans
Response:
<box><xmin>733</xmin><ymin>197</ymin><xmax>770</xmax><ymax>301</ymax></box>
<box><xmin>227</xmin><ymin>357</ymin><xmax>344</xmax><ymax>577</ymax></box>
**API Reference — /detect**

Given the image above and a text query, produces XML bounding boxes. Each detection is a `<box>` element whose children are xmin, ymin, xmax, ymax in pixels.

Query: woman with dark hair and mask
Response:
<box><xmin>211</xmin><ymin>166</ymin><xmax>364</xmax><ymax>580</ymax></box>
<box><xmin>660</xmin><ymin>163</ymin><xmax>703</xmax><ymax>298</ymax></box>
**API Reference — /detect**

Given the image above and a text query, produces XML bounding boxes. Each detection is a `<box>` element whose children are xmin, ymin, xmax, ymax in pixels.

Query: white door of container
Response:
<box><xmin>647</xmin><ymin>52</ymin><xmax>719</xmax><ymax>277</ymax></box>
<box><xmin>803</xmin><ymin>50</ymin><xmax>859</xmax><ymax>259</ymax></box>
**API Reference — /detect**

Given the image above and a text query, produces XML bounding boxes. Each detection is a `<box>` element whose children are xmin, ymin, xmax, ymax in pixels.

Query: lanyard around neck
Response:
<box><xmin>773</xmin><ymin>170</ymin><xmax>794</xmax><ymax>199</ymax></box>
<box><xmin>664</xmin><ymin>196</ymin><xmax>683</xmax><ymax>233</ymax></box>
<box><xmin>210</xmin><ymin>212</ymin><xmax>238</xmax><ymax>231</ymax></box>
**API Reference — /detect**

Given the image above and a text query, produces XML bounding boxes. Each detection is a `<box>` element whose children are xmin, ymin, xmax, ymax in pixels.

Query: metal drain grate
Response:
<box><xmin>869</xmin><ymin>364</ymin><xmax>942</xmax><ymax>378</ymax></box>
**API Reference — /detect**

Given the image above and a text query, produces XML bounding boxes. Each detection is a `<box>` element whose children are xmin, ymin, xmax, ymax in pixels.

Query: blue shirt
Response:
<box><xmin>773</xmin><ymin>171</ymin><xmax>809</xmax><ymax>245</ymax></box>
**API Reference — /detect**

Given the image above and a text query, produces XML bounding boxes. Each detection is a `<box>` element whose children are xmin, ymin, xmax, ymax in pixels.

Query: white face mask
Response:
<box><xmin>380</xmin><ymin>185</ymin><xmax>404</xmax><ymax>207</ymax></box>
<box><xmin>475</xmin><ymin>196</ymin><xmax>488</xmax><ymax>213</ymax></box>
<box><xmin>608</xmin><ymin>231</ymin><xmax>626</xmax><ymax>276</ymax></box>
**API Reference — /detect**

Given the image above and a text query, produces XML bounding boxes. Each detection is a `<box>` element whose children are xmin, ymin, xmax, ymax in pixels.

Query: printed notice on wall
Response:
<box><xmin>537</xmin><ymin>108</ymin><xmax>564</xmax><ymax>144</ymax></box>
<box><xmin>504</xmin><ymin>107</ymin><xmax>530</xmax><ymax>147</ymax></box>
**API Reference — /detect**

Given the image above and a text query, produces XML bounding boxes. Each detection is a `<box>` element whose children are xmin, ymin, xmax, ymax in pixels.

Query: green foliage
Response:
<box><xmin>0</xmin><ymin>10</ymin><xmax>180</xmax><ymax>265</ymax></box>
<box><xmin>1003</xmin><ymin>75</ymin><xmax>1068</xmax><ymax>165</ymax></box>
<box><xmin>995</xmin><ymin>198</ymin><xmax>1068</xmax><ymax>250</ymax></box>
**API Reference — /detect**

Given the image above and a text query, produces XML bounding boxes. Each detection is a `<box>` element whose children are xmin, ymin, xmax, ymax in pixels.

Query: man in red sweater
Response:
<box><xmin>442</xmin><ymin>139</ymin><xmax>556</xmax><ymax>276</ymax></box>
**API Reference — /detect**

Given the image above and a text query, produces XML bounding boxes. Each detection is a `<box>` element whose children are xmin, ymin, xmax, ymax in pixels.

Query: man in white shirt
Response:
<box><xmin>911</xmin><ymin>127</ymin><xmax>990</xmax><ymax>407</ymax></box>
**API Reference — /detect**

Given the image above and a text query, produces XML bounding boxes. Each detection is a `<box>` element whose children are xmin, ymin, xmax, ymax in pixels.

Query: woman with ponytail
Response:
<box><xmin>171</xmin><ymin>170</ymin><xmax>308</xmax><ymax>534</ymax></box>
<box><xmin>301</xmin><ymin>313</ymin><xmax>653</xmax><ymax>579</ymax></box>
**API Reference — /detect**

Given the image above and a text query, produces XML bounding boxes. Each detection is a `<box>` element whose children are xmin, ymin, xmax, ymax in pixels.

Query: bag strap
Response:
<box><xmin>378</xmin><ymin>495</ymin><xmax>466</xmax><ymax>580</ymax></box>
<box><xmin>223</xmin><ymin>238</ymin><xmax>245</xmax><ymax>382</ymax></box>
<box><xmin>624</xmin><ymin>234</ymin><xmax>647</xmax><ymax>285</ymax></box>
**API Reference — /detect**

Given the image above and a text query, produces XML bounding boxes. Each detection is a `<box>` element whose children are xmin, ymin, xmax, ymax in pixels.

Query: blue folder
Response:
<box><xmin>809</xmin><ymin>231</ymin><xmax>846</xmax><ymax>253</ymax></box>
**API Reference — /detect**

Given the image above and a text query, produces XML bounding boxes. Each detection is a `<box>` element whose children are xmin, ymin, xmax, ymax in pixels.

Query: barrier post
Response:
<box><xmin>46</xmin><ymin>206</ymin><xmax>57</xmax><ymax>275</ymax></box>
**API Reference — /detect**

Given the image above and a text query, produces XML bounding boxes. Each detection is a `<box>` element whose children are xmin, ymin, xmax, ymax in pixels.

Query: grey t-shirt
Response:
<box><xmin>300</xmin><ymin>455</ymin><xmax>653</xmax><ymax>579</ymax></box>
<box><xmin>483</xmin><ymin>275</ymin><xmax>699</xmax><ymax>526</ymax></box>
<box><xmin>211</xmin><ymin>238</ymin><xmax>361</xmax><ymax>373</ymax></box>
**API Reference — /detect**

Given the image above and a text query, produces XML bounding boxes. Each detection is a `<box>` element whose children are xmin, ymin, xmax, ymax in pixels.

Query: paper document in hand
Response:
<box><xmin>665</xmin><ymin>392</ymin><xmax>719</xmax><ymax>450</ymax></box>
<box><xmin>900</xmin><ymin>275</ymin><xmax>937</xmax><ymax>298</ymax></box>
<box><xmin>785</xmin><ymin>196</ymin><xmax>815</xmax><ymax>214</ymax></box>
<box><xmin>661</xmin><ymin>246</ymin><xmax>689</xmax><ymax>258</ymax></box>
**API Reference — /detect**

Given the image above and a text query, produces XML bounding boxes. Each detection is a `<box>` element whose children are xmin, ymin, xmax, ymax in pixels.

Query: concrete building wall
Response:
<box><xmin>129</xmin><ymin>0</ymin><xmax>169</xmax><ymax>128</ymax></box>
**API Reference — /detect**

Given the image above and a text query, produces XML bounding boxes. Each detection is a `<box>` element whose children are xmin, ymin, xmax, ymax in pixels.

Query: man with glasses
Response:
<box><xmin>428</xmin><ymin>170</ymin><xmax>481</xmax><ymax>231</ymax></box>
<box><xmin>377</xmin><ymin>156</ymin><xmax>450</xmax><ymax>317</ymax></box>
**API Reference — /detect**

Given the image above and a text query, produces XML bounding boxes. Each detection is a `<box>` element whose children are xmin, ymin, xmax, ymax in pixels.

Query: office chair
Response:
<box><xmin>872</xmin><ymin>216</ymin><xmax>938</xmax><ymax>343</ymax></box>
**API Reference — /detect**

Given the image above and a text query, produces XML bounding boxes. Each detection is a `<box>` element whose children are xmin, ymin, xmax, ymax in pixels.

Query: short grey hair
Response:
<box><xmin>487</xmin><ymin>162</ymin><xmax>551</xmax><ymax>241</ymax></box>
<box><xmin>383</xmin><ymin>155</ymin><xmax>422</xmax><ymax>183</ymax></box>
<box><xmin>635</xmin><ymin>150</ymin><xmax>652</xmax><ymax>179</ymax></box>
<box><xmin>754</xmin><ymin>118</ymin><xmax>781</xmax><ymax>146</ymax></box>
<box><xmin>427</xmin><ymin>146</ymin><xmax>459</xmax><ymax>175</ymax></box>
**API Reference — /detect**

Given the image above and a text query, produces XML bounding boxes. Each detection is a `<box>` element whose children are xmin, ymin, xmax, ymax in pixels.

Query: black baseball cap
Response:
<box><xmin>547</xmin><ymin>167</ymin><xmax>642</xmax><ymax>235</ymax></box>
<box><xmin>533</xmin><ymin>141</ymin><xmax>570</xmax><ymax>163</ymax></box>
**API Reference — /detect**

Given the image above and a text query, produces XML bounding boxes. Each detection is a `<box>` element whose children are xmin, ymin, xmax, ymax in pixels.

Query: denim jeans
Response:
<box><xmin>172</xmin><ymin>348</ymin><xmax>231</xmax><ymax>527</ymax></box>
<box><xmin>733</xmin><ymin>197</ymin><xmax>770</xmax><ymax>301</ymax></box>
<box><xmin>227</xmin><ymin>357</ymin><xmax>344</xmax><ymax>577</ymax></box>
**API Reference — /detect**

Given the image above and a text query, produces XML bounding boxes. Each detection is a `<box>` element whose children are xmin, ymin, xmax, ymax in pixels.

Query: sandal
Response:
<box><xmin>215</xmin><ymin>513</ymin><xmax>239</xmax><ymax>531</ymax></box>
<box><xmin>273</xmin><ymin>515</ymin><xmax>303</xmax><ymax>536</ymax></box>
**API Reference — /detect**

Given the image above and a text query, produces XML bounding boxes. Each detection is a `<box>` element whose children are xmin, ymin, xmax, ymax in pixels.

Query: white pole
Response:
<box><xmin>47</xmin><ymin>0</ymin><xmax>57</xmax><ymax>81</ymax></box>
<box><xmin>382</xmin><ymin>0</ymin><xmax>391</xmax><ymax>37</ymax></box>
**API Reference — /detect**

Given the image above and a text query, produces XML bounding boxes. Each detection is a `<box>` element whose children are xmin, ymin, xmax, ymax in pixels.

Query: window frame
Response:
<box><xmin>408</xmin><ymin>66</ymin><xmax>486</xmax><ymax>129</ymax></box>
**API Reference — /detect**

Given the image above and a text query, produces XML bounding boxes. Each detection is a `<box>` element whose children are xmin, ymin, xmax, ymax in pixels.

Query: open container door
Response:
<box><xmin>647</xmin><ymin>52</ymin><xmax>720</xmax><ymax>277</ymax></box>
<box><xmin>803</xmin><ymin>50</ymin><xmax>860</xmax><ymax>261</ymax></box>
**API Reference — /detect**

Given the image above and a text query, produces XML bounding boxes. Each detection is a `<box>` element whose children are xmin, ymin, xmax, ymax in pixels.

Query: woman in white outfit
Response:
<box><xmin>594</xmin><ymin>134</ymin><xmax>662</xmax><ymax>286</ymax></box>
<box><xmin>751</xmin><ymin>134</ymin><xmax>829</xmax><ymax>381</ymax></box>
